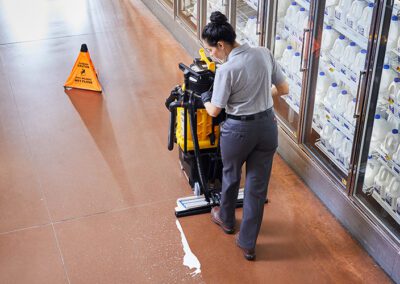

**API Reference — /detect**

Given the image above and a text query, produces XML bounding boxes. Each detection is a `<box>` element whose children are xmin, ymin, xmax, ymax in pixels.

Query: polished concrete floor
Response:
<box><xmin>0</xmin><ymin>0</ymin><xmax>393</xmax><ymax>283</ymax></box>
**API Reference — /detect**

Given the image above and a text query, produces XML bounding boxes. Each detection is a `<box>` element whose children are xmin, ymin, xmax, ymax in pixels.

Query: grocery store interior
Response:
<box><xmin>0</xmin><ymin>0</ymin><xmax>399</xmax><ymax>283</ymax></box>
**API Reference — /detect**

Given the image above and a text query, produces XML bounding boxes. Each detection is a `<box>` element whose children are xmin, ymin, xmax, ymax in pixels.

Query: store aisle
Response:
<box><xmin>0</xmin><ymin>0</ymin><xmax>393</xmax><ymax>283</ymax></box>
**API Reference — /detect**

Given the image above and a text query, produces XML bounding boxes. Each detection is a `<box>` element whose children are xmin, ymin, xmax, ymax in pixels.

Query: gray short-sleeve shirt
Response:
<box><xmin>211</xmin><ymin>43</ymin><xmax>285</xmax><ymax>116</ymax></box>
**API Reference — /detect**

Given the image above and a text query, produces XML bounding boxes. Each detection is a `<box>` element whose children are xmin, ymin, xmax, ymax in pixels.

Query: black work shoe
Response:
<box><xmin>211</xmin><ymin>207</ymin><xmax>235</xmax><ymax>234</ymax></box>
<box><xmin>235</xmin><ymin>234</ymin><xmax>256</xmax><ymax>261</ymax></box>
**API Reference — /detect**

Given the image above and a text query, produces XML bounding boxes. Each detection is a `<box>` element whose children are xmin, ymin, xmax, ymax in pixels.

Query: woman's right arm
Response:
<box><xmin>272</xmin><ymin>81</ymin><xmax>289</xmax><ymax>97</ymax></box>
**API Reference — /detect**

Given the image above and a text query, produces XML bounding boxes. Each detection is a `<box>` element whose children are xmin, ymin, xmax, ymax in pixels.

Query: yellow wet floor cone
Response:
<box><xmin>64</xmin><ymin>44</ymin><xmax>102</xmax><ymax>92</ymax></box>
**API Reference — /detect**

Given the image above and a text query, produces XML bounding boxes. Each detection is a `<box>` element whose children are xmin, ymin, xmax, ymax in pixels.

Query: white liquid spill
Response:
<box><xmin>175</xmin><ymin>220</ymin><xmax>201</xmax><ymax>276</ymax></box>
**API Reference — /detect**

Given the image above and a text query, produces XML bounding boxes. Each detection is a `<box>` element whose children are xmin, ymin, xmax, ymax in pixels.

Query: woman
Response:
<box><xmin>201</xmin><ymin>11</ymin><xmax>289</xmax><ymax>261</ymax></box>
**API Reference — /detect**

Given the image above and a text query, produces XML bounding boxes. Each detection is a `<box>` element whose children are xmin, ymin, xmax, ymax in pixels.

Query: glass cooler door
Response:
<box><xmin>271</xmin><ymin>0</ymin><xmax>312</xmax><ymax>138</ymax></box>
<box><xmin>206</xmin><ymin>0</ymin><xmax>229</xmax><ymax>22</ymax></box>
<box><xmin>302</xmin><ymin>0</ymin><xmax>378</xmax><ymax>185</ymax></box>
<box><xmin>178</xmin><ymin>0</ymin><xmax>199</xmax><ymax>32</ymax></box>
<box><xmin>233</xmin><ymin>0</ymin><xmax>265</xmax><ymax>46</ymax></box>
<box><xmin>353</xmin><ymin>0</ymin><xmax>400</xmax><ymax>241</ymax></box>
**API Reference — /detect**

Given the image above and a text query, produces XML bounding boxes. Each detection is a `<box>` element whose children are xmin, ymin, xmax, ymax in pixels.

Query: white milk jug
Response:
<box><xmin>384</xmin><ymin>177</ymin><xmax>400</xmax><ymax>210</ymax></box>
<box><xmin>295</xmin><ymin>8</ymin><xmax>308</xmax><ymax>30</ymax></box>
<box><xmin>331</xmin><ymin>35</ymin><xmax>348</xmax><ymax>61</ymax></box>
<box><xmin>351</xmin><ymin>49</ymin><xmax>367</xmax><ymax>74</ymax></box>
<box><xmin>370</xmin><ymin>114</ymin><xmax>391</xmax><ymax>150</ymax></box>
<box><xmin>274</xmin><ymin>35</ymin><xmax>287</xmax><ymax>59</ymax></box>
<box><xmin>357</xmin><ymin>3</ymin><xmax>374</xmax><ymax>37</ymax></box>
<box><xmin>278</xmin><ymin>0</ymin><xmax>292</xmax><ymax>19</ymax></box>
<box><xmin>364</xmin><ymin>156</ymin><xmax>381</xmax><ymax>188</ymax></box>
<box><xmin>333</xmin><ymin>90</ymin><xmax>351</xmax><ymax>115</ymax></box>
<box><xmin>245</xmin><ymin>16</ymin><xmax>257</xmax><ymax>36</ymax></box>
<box><xmin>397</xmin><ymin>197</ymin><xmax>400</xmax><ymax>215</ymax></box>
<box><xmin>335</xmin><ymin>0</ymin><xmax>353</xmax><ymax>22</ymax></box>
<box><xmin>320</xmin><ymin>123</ymin><xmax>335</xmax><ymax>147</ymax></box>
<box><xmin>342</xmin><ymin>42</ymin><xmax>360</xmax><ymax>67</ymax></box>
<box><xmin>393</xmin><ymin>144</ymin><xmax>400</xmax><ymax>166</ymax></box>
<box><xmin>381</xmin><ymin>129</ymin><xmax>400</xmax><ymax>156</ymax></box>
<box><xmin>290</xmin><ymin>52</ymin><xmax>302</xmax><ymax>76</ymax></box>
<box><xmin>329</xmin><ymin>129</ymin><xmax>345</xmax><ymax>156</ymax></box>
<box><xmin>387</xmin><ymin>15</ymin><xmax>400</xmax><ymax>51</ymax></box>
<box><xmin>387</xmin><ymin>113</ymin><xmax>400</xmax><ymax>130</ymax></box>
<box><xmin>321</xmin><ymin>26</ymin><xmax>339</xmax><ymax>52</ymax></box>
<box><xmin>324</xmin><ymin>82</ymin><xmax>340</xmax><ymax>107</ymax></box>
<box><xmin>325</xmin><ymin>0</ymin><xmax>339</xmax><ymax>18</ymax></box>
<box><xmin>396</xmin><ymin>90</ymin><xmax>400</xmax><ymax>116</ymax></box>
<box><xmin>281</xmin><ymin>45</ymin><xmax>294</xmax><ymax>69</ymax></box>
<box><xmin>374</xmin><ymin>167</ymin><xmax>393</xmax><ymax>197</ymax></box>
<box><xmin>316</xmin><ymin>71</ymin><xmax>333</xmax><ymax>94</ymax></box>
<box><xmin>285</xmin><ymin>2</ymin><xmax>300</xmax><ymax>26</ymax></box>
<box><xmin>380</xmin><ymin>65</ymin><xmax>396</xmax><ymax>94</ymax></box>
<box><xmin>338</xmin><ymin>138</ymin><xmax>352</xmax><ymax>168</ymax></box>
<box><xmin>346</xmin><ymin>0</ymin><xmax>368</xmax><ymax>29</ymax></box>
<box><xmin>343</xmin><ymin>97</ymin><xmax>357</xmax><ymax>124</ymax></box>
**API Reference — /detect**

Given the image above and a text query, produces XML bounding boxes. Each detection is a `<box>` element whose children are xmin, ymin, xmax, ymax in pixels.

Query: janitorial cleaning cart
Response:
<box><xmin>166</xmin><ymin>49</ymin><xmax>244</xmax><ymax>217</ymax></box>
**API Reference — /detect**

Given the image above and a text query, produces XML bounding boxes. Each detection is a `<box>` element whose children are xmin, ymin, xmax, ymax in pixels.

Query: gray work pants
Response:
<box><xmin>219</xmin><ymin>108</ymin><xmax>278</xmax><ymax>250</ymax></box>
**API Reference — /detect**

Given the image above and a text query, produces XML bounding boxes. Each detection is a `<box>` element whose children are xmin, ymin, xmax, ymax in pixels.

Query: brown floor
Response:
<box><xmin>0</xmin><ymin>0</ymin><xmax>393</xmax><ymax>283</ymax></box>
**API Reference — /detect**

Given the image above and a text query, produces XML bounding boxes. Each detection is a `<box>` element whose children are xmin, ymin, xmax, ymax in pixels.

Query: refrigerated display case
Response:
<box><xmin>271</xmin><ymin>0</ymin><xmax>311</xmax><ymax>138</ymax></box>
<box><xmin>352</xmin><ymin>0</ymin><xmax>400</xmax><ymax>241</ymax></box>
<box><xmin>178</xmin><ymin>0</ymin><xmax>199</xmax><ymax>32</ymax></box>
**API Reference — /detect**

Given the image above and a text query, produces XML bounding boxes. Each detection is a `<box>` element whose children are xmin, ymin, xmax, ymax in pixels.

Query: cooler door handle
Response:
<box><xmin>256</xmin><ymin>0</ymin><xmax>262</xmax><ymax>35</ymax></box>
<box><xmin>353</xmin><ymin>71</ymin><xmax>367</xmax><ymax>119</ymax></box>
<box><xmin>300</xmin><ymin>28</ymin><xmax>310</xmax><ymax>72</ymax></box>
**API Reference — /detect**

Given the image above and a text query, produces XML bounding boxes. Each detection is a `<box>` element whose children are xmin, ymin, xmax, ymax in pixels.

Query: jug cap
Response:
<box><xmin>361</xmin><ymin>49</ymin><xmax>367</xmax><ymax>54</ymax></box>
<box><xmin>368</xmin><ymin>155</ymin><xmax>373</xmax><ymax>159</ymax></box>
<box><xmin>276</xmin><ymin>35</ymin><xmax>281</xmax><ymax>40</ymax></box>
<box><xmin>394</xmin><ymin>78</ymin><xmax>400</xmax><ymax>83</ymax></box>
<box><xmin>291</xmin><ymin>1</ymin><xmax>297</xmax><ymax>5</ymax></box>
<box><xmin>300</xmin><ymin>7</ymin><xmax>306</xmax><ymax>11</ymax></box>
<box><xmin>368</xmin><ymin>3</ymin><xmax>374</xmax><ymax>7</ymax></box>
<box><xmin>339</xmin><ymin>35</ymin><xmax>345</xmax><ymax>40</ymax></box>
<box><xmin>326</xmin><ymin>25</ymin><xmax>332</xmax><ymax>30</ymax></box>
<box><xmin>332</xmin><ymin>82</ymin><xmax>338</xmax><ymax>87</ymax></box>
<box><xmin>341</xmin><ymin>90</ymin><xmax>348</xmax><ymax>95</ymax></box>
<box><xmin>375</xmin><ymin>114</ymin><xmax>381</xmax><ymax>119</ymax></box>
<box><xmin>383</xmin><ymin>64</ymin><xmax>390</xmax><ymax>69</ymax></box>
<box><xmin>295</xmin><ymin>52</ymin><xmax>300</xmax><ymax>56</ymax></box>
<box><xmin>392</xmin><ymin>15</ymin><xmax>399</xmax><ymax>21</ymax></box>
<box><xmin>350</xmin><ymin>42</ymin><xmax>356</xmax><ymax>46</ymax></box>
<box><xmin>287</xmin><ymin>45</ymin><xmax>293</xmax><ymax>49</ymax></box>
<box><xmin>352</xmin><ymin>98</ymin><xmax>357</xmax><ymax>102</ymax></box>
<box><xmin>319</xmin><ymin>71</ymin><xmax>325</xmax><ymax>76</ymax></box>
<box><xmin>392</xmin><ymin>129</ymin><xmax>399</xmax><ymax>134</ymax></box>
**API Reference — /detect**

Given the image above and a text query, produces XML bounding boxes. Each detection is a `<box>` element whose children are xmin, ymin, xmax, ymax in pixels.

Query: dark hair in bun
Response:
<box><xmin>202</xmin><ymin>11</ymin><xmax>236</xmax><ymax>47</ymax></box>
<box><xmin>210</xmin><ymin>11</ymin><xmax>227</xmax><ymax>25</ymax></box>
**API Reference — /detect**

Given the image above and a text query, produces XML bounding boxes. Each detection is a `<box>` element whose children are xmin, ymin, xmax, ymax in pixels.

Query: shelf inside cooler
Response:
<box><xmin>373</xmin><ymin>147</ymin><xmax>400</xmax><ymax>179</ymax></box>
<box><xmin>281</xmin><ymin>94</ymin><xmax>300</xmax><ymax>114</ymax></box>
<box><xmin>281</xmin><ymin>21</ymin><xmax>304</xmax><ymax>46</ymax></box>
<box><xmin>322</xmin><ymin>103</ymin><xmax>355</xmax><ymax>140</ymax></box>
<box><xmin>371</xmin><ymin>191</ymin><xmax>400</xmax><ymax>225</ymax></box>
<box><xmin>330</xmin><ymin>18</ymin><xmax>368</xmax><ymax>50</ymax></box>
<box><xmin>243</xmin><ymin>0</ymin><xmax>257</xmax><ymax>11</ymax></box>
<box><xmin>315</xmin><ymin>141</ymin><xmax>349</xmax><ymax>174</ymax></box>
<box><xmin>322</xmin><ymin>53</ymin><xmax>358</xmax><ymax>94</ymax></box>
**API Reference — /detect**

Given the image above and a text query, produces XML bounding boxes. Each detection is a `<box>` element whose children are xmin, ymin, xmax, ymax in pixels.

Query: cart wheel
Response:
<box><xmin>193</xmin><ymin>182</ymin><xmax>201</xmax><ymax>196</ymax></box>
